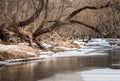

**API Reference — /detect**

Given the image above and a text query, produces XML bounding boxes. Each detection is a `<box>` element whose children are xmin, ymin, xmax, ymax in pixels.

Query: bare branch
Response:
<box><xmin>17</xmin><ymin>0</ymin><xmax>44</xmax><ymax>27</ymax></box>
<box><xmin>34</xmin><ymin>1</ymin><xmax>119</xmax><ymax>38</ymax></box>
<box><xmin>69</xmin><ymin>20</ymin><xmax>110</xmax><ymax>36</ymax></box>
<box><xmin>65</xmin><ymin>1</ymin><xmax>119</xmax><ymax>20</ymax></box>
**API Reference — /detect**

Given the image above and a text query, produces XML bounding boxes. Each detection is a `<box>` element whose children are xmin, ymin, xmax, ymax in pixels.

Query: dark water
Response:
<box><xmin>0</xmin><ymin>50</ymin><xmax>120</xmax><ymax>81</ymax></box>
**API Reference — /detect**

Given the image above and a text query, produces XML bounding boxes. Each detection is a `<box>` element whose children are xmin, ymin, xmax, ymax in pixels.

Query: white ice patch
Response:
<box><xmin>39</xmin><ymin>45</ymin><xmax>109</xmax><ymax>58</ymax></box>
<box><xmin>55</xmin><ymin>46</ymin><xmax>77</xmax><ymax>51</ymax></box>
<box><xmin>27</xmin><ymin>52</ymin><xmax>35</xmax><ymax>55</ymax></box>
<box><xmin>74</xmin><ymin>40</ymin><xmax>86</xmax><ymax>44</ymax></box>
<box><xmin>81</xmin><ymin>68</ymin><xmax>120</xmax><ymax>81</ymax></box>
<box><xmin>42</xmin><ymin>42</ymin><xmax>53</xmax><ymax>48</ymax></box>
<box><xmin>87</xmin><ymin>38</ymin><xmax>110</xmax><ymax>46</ymax></box>
<box><xmin>18</xmin><ymin>42</ymin><xmax>29</xmax><ymax>46</ymax></box>
<box><xmin>52</xmin><ymin>50</ymin><xmax>108</xmax><ymax>58</ymax></box>
<box><xmin>41</xmin><ymin>51</ymin><xmax>54</xmax><ymax>55</ymax></box>
<box><xmin>112</xmin><ymin>64</ymin><xmax>120</xmax><ymax>66</ymax></box>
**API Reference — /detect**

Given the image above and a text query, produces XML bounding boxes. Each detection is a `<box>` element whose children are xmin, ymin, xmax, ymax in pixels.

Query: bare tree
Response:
<box><xmin>0</xmin><ymin>0</ymin><xmax>119</xmax><ymax>49</ymax></box>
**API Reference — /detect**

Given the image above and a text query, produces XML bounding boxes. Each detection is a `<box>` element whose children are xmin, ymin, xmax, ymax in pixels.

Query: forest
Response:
<box><xmin>0</xmin><ymin>0</ymin><xmax>120</xmax><ymax>60</ymax></box>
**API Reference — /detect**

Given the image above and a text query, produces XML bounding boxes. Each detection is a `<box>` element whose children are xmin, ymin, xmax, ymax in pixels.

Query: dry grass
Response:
<box><xmin>0</xmin><ymin>45</ymin><xmax>40</xmax><ymax>61</ymax></box>
<box><xmin>0</xmin><ymin>50</ymin><xmax>35</xmax><ymax>61</ymax></box>
<box><xmin>0</xmin><ymin>32</ymin><xmax>80</xmax><ymax>61</ymax></box>
<box><xmin>40</xmin><ymin>32</ymin><xmax>80</xmax><ymax>48</ymax></box>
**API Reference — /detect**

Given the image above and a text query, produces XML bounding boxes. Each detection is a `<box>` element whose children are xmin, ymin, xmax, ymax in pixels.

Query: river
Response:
<box><xmin>0</xmin><ymin>46</ymin><xmax>120</xmax><ymax>81</ymax></box>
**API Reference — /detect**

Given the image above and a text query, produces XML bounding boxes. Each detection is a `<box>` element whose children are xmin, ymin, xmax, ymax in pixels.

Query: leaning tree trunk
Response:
<box><xmin>0</xmin><ymin>0</ymin><xmax>46</xmax><ymax>48</ymax></box>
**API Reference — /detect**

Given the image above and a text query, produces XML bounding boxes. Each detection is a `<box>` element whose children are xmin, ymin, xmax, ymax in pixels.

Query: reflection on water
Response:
<box><xmin>0</xmin><ymin>50</ymin><xmax>120</xmax><ymax>81</ymax></box>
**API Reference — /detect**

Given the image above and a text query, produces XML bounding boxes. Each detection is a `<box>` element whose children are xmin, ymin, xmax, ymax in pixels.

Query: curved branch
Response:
<box><xmin>18</xmin><ymin>0</ymin><xmax>44</xmax><ymax>27</ymax></box>
<box><xmin>70</xmin><ymin>20</ymin><xmax>109</xmax><ymax>36</ymax></box>
<box><xmin>70</xmin><ymin>20</ymin><xmax>99</xmax><ymax>32</ymax></box>
<box><xmin>34</xmin><ymin>21</ymin><xmax>60</xmax><ymax>38</ymax></box>
<box><xmin>65</xmin><ymin>1</ymin><xmax>119</xmax><ymax>20</ymax></box>
<box><xmin>34</xmin><ymin>1</ymin><xmax>118</xmax><ymax>38</ymax></box>
<box><xmin>33</xmin><ymin>0</ymin><xmax>49</xmax><ymax>38</ymax></box>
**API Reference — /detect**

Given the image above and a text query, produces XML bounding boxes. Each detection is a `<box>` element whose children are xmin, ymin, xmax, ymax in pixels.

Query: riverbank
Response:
<box><xmin>0</xmin><ymin>39</ymin><xmax>84</xmax><ymax>64</ymax></box>
<box><xmin>0</xmin><ymin>38</ymin><xmax>120</xmax><ymax>65</ymax></box>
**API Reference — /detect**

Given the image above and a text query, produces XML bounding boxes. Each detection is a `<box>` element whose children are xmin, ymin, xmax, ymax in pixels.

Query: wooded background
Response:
<box><xmin>0</xmin><ymin>0</ymin><xmax>119</xmax><ymax>48</ymax></box>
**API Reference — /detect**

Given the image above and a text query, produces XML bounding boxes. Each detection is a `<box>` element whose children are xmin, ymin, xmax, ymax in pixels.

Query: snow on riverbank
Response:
<box><xmin>40</xmin><ymin>38</ymin><xmax>120</xmax><ymax>58</ymax></box>
<box><xmin>81</xmin><ymin>68</ymin><xmax>120</xmax><ymax>81</ymax></box>
<box><xmin>87</xmin><ymin>38</ymin><xmax>120</xmax><ymax>46</ymax></box>
<box><xmin>0</xmin><ymin>38</ymin><xmax>120</xmax><ymax>65</ymax></box>
<box><xmin>40</xmin><ymin>45</ymin><xmax>109</xmax><ymax>58</ymax></box>
<box><xmin>52</xmin><ymin>49</ymin><xmax>108</xmax><ymax>58</ymax></box>
<box><xmin>87</xmin><ymin>38</ymin><xmax>110</xmax><ymax>46</ymax></box>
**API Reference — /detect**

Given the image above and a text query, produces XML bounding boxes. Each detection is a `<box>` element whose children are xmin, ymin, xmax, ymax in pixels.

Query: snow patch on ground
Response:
<box><xmin>27</xmin><ymin>52</ymin><xmax>35</xmax><ymax>55</ymax></box>
<box><xmin>41</xmin><ymin>51</ymin><xmax>54</xmax><ymax>55</ymax></box>
<box><xmin>81</xmin><ymin>68</ymin><xmax>120</xmax><ymax>81</ymax></box>
<box><xmin>18</xmin><ymin>42</ymin><xmax>30</xmax><ymax>46</ymax></box>
<box><xmin>42</xmin><ymin>42</ymin><xmax>53</xmax><ymax>48</ymax></box>
<box><xmin>73</xmin><ymin>40</ymin><xmax>86</xmax><ymax>46</ymax></box>
<box><xmin>0</xmin><ymin>45</ymin><xmax>19</xmax><ymax>51</ymax></box>
<box><xmin>52</xmin><ymin>50</ymin><xmax>108</xmax><ymax>58</ymax></box>
<box><xmin>40</xmin><ymin>45</ymin><xmax>109</xmax><ymax>58</ymax></box>
<box><xmin>87</xmin><ymin>38</ymin><xmax>110</xmax><ymax>46</ymax></box>
<box><xmin>54</xmin><ymin>46</ymin><xmax>77</xmax><ymax>51</ymax></box>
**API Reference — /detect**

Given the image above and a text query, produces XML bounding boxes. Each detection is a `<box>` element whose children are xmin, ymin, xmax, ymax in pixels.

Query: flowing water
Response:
<box><xmin>0</xmin><ymin>47</ymin><xmax>120</xmax><ymax>81</ymax></box>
